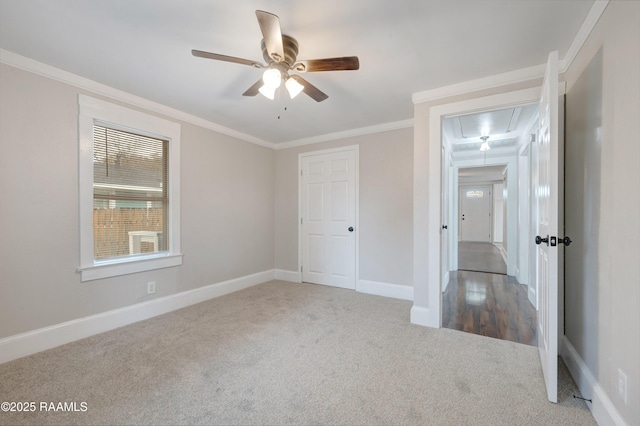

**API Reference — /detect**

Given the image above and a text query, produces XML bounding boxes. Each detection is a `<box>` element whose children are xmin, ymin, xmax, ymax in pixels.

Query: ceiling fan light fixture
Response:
<box><xmin>258</xmin><ymin>84</ymin><xmax>277</xmax><ymax>100</ymax></box>
<box><xmin>192</xmin><ymin>10</ymin><xmax>359</xmax><ymax>102</ymax></box>
<box><xmin>285</xmin><ymin>76</ymin><xmax>304</xmax><ymax>99</ymax></box>
<box><xmin>479</xmin><ymin>135</ymin><xmax>490</xmax><ymax>151</ymax></box>
<box><xmin>262</xmin><ymin>68</ymin><xmax>282</xmax><ymax>89</ymax></box>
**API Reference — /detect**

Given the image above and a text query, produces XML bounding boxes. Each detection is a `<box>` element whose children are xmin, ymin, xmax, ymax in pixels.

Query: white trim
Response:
<box><xmin>442</xmin><ymin>270</ymin><xmax>450</xmax><ymax>292</ymax></box>
<box><xmin>2</xmin><ymin>47</ymin><xmax>406</xmax><ymax>151</ymax></box>
<box><xmin>357</xmin><ymin>280</ymin><xmax>414</xmax><ymax>301</ymax></box>
<box><xmin>410</xmin><ymin>305</ymin><xmax>438</xmax><ymax>328</ymax></box>
<box><xmin>498</xmin><ymin>245</ymin><xmax>507</xmax><ymax>264</ymax></box>
<box><xmin>560</xmin><ymin>1</ymin><xmax>609</xmax><ymax>73</ymax></box>
<box><xmin>412</xmin><ymin>64</ymin><xmax>545</xmax><ymax>105</ymax></box>
<box><xmin>561</xmin><ymin>336</ymin><xmax>627</xmax><ymax>426</ymax></box>
<box><xmin>277</xmin><ymin>119</ymin><xmax>414</xmax><ymax>150</ymax></box>
<box><xmin>1</xmin><ymin>0</ymin><xmax>605</xmax><ymax>153</ymax></box>
<box><xmin>0</xmin><ymin>49</ymin><xmax>274</xmax><ymax>149</ymax></box>
<box><xmin>528</xmin><ymin>284</ymin><xmax>537</xmax><ymax>309</ymax></box>
<box><xmin>78</xmin><ymin>254</ymin><xmax>183</xmax><ymax>282</ymax></box>
<box><xmin>275</xmin><ymin>270</ymin><xmax>413</xmax><ymax>301</ymax></box>
<box><xmin>298</xmin><ymin>145</ymin><xmax>360</xmax><ymax>291</ymax></box>
<box><xmin>275</xmin><ymin>269</ymin><xmax>302</xmax><ymax>283</ymax></box>
<box><xmin>78</xmin><ymin>95</ymin><xmax>183</xmax><ymax>281</ymax></box>
<box><xmin>412</xmin><ymin>1</ymin><xmax>606</xmax><ymax>105</ymax></box>
<box><xmin>0</xmin><ymin>270</ymin><xmax>275</xmax><ymax>365</ymax></box>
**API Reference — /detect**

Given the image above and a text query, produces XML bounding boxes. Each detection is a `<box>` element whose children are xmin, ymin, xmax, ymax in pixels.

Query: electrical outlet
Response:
<box><xmin>618</xmin><ymin>369</ymin><xmax>628</xmax><ymax>405</ymax></box>
<box><xmin>147</xmin><ymin>281</ymin><xmax>156</xmax><ymax>295</ymax></box>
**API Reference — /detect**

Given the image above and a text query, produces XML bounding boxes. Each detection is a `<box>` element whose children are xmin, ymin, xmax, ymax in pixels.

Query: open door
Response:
<box><xmin>533</xmin><ymin>51</ymin><xmax>561</xmax><ymax>403</ymax></box>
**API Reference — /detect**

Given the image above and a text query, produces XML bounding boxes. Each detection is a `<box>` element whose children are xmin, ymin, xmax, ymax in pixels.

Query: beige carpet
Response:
<box><xmin>0</xmin><ymin>280</ymin><xmax>594</xmax><ymax>425</ymax></box>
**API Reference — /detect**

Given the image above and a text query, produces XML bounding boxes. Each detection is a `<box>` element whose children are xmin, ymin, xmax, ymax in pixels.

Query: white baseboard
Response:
<box><xmin>410</xmin><ymin>305</ymin><xmax>440</xmax><ymax>328</ymax></box>
<box><xmin>442</xmin><ymin>270</ymin><xmax>451</xmax><ymax>292</ymax></box>
<box><xmin>0</xmin><ymin>269</ymin><xmax>275</xmax><ymax>365</ymax></box>
<box><xmin>499</xmin><ymin>247</ymin><xmax>507</xmax><ymax>264</ymax></box>
<box><xmin>274</xmin><ymin>273</ymin><xmax>414</xmax><ymax>301</ymax></box>
<box><xmin>357</xmin><ymin>279</ymin><xmax>413</xmax><ymax>301</ymax></box>
<box><xmin>528</xmin><ymin>285</ymin><xmax>537</xmax><ymax>309</ymax></box>
<box><xmin>275</xmin><ymin>269</ymin><xmax>301</xmax><ymax>283</ymax></box>
<box><xmin>561</xmin><ymin>336</ymin><xmax>627</xmax><ymax>426</ymax></box>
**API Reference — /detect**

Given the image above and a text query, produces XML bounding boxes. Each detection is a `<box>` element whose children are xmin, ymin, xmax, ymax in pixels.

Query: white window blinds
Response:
<box><xmin>92</xmin><ymin>125</ymin><xmax>168</xmax><ymax>260</ymax></box>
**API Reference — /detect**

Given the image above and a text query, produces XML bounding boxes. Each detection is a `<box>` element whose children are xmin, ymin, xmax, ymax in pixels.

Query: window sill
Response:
<box><xmin>78</xmin><ymin>253</ymin><xmax>182</xmax><ymax>282</ymax></box>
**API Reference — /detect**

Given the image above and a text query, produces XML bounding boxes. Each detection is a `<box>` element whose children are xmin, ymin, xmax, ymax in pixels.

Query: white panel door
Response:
<box><xmin>534</xmin><ymin>51</ymin><xmax>560</xmax><ymax>403</ymax></box>
<box><xmin>302</xmin><ymin>149</ymin><xmax>356</xmax><ymax>289</ymax></box>
<box><xmin>459</xmin><ymin>185</ymin><xmax>492</xmax><ymax>242</ymax></box>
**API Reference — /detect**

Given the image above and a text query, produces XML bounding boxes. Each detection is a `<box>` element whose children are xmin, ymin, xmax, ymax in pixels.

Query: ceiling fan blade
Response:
<box><xmin>242</xmin><ymin>79</ymin><xmax>263</xmax><ymax>97</ymax></box>
<box><xmin>294</xmin><ymin>56</ymin><xmax>360</xmax><ymax>72</ymax></box>
<box><xmin>290</xmin><ymin>75</ymin><xmax>328</xmax><ymax>102</ymax></box>
<box><xmin>255</xmin><ymin>10</ymin><xmax>285</xmax><ymax>63</ymax></box>
<box><xmin>192</xmin><ymin>49</ymin><xmax>264</xmax><ymax>68</ymax></box>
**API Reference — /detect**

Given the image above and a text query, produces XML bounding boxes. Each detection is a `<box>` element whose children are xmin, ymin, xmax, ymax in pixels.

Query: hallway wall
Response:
<box><xmin>563</xmin><ymin>1</ymin><xmax>640</xmax><ymax>424</ymax></box>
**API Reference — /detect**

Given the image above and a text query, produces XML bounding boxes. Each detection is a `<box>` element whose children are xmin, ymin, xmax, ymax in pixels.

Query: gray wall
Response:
<box><xmin>274</xmin><ymin>129</ymin><xmax>413</xmax><ymax>287</ymax></box>
<box><xmin>564</xmin><ymin>1</ymin><xmax>640</xmax><ymax>423</ymax></box>
<box><xmin>0</xmin><ymin>64</ymin><xmax>275</xmax><ymax>338</ymax></box>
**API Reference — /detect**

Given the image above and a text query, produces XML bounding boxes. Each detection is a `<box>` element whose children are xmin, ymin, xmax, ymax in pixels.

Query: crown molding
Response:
<box><xmin>3</xmin><ymin>0</ymin><xmax>607</xmax><ymax>151</ymax></box>
<box><xmin>0</xmin><ymin>49</ymin><xmax>275</xmax><ymax>149</ymax></box>
<box><xmin>560</xmin><ymin>0</ymin><xmax>609</xmax><ymax>73</ymax></box>
<box><xmin>412</xmin><ymin>64</ymin><xmax>545</xmax><ymax>105</ymax></box>
<box><xmin>413</xmin><ymin>0</ymin><xmax>608</xmax><ymax>105</ymax></box>
<box><xmin>276</xmin><ymin>119</ymin><xmax>414</xmax><ymax>150</ymax></box>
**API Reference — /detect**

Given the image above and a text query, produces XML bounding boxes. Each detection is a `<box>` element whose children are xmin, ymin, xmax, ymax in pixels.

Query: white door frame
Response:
<box><xmin>452</xmin><ymin>158</ymin><xmax>517</xmax><ymax>273</ymax></box>
<box><xmin>298</xmin><ymin>145</ymin><xmax>360</xmax><ymax>289</ymax></box>
<box><xmin>412</xmin><ymin>86</ymin><xmax>541</xmax><ymax>328</ymax></box>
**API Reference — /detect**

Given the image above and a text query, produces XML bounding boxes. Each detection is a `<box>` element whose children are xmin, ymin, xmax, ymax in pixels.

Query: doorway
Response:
<box><xmin>440</xmin><ymin>104</ymin><xmax>538</xmax><ymax>345</ymax></box>
<box><xmin>457</xmin><ymin>167</ymin><xmax>508</xmax><ymax>276</ymax></box>
<box><xmin>413</xmin><ymin>52</ymin><xmax>563</xmax><ymax>403</ymax></box>
<box><xmin>412</xmin><ymin>86</ymin><xmax>544</xmax><ymax>329</ymax></box>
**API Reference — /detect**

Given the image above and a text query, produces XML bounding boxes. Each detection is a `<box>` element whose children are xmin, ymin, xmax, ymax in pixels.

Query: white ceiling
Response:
<box><xmin>443</xmin><ymin>103</ymin><xmax>538</xmax><ymax>152</ymax></box>
<box><xmin>0</xmin><ymin>0</ymin><xmax>594</xmax><ymax>145</ymax></box>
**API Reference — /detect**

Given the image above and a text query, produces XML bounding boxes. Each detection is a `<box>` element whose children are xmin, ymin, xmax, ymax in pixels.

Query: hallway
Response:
<box><xmin>443</xmin><ymin>242</ymin><xmax>536</xmax><ymax>345</ymax></box>
<box><xmin>458</xmin><ymin>241</ymin><xmax>507</xmax><ymax>275</ymax></box>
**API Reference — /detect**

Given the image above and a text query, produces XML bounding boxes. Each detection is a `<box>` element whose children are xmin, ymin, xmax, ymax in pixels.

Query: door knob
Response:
<box><xmin>558</xmin><ymin>236</ymin><xmax>572</xmax><ymax>246</ymax></box>
<box><xmin>442</xmin><ymin>225</ymin><xmax>448</xmax><ymax>229</ymax></box>
<box><xmin>348</xmin><ymin>227</ymin><xmax>354</xmax><ymax>232</ymax></box>
<box><xmin>535</xmin><ymin>235</ymin><xmax>549</xmax><ymax>245</ymax></box>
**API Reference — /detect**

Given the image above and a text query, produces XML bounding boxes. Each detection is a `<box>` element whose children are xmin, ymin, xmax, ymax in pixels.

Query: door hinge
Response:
<box><xmin>301</xmin><ymin>266</ymin><xmax>303</xmax><ymax>273</ymax></box>
<box><xmin>300</xmin><ymin>169</ymin><xmax>303</xmax><ymax>177</ymax></box>
<box><xmin>301</xmin><ymin>218</ymin><xmax>303</xmax><ymax>225</ymax></box>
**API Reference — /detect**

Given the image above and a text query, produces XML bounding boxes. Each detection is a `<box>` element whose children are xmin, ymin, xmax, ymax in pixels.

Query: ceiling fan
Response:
<box><xmin>192</xmin><ymin>10</ymin><xmax>359</xmax><ymax>102</ymax></box>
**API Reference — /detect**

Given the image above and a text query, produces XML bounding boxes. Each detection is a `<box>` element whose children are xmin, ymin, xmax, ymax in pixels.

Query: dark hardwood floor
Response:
<box><xmin>442</xmin><ymin>270</ymin><xmax>537</xmax><ymax>346</ymax></box>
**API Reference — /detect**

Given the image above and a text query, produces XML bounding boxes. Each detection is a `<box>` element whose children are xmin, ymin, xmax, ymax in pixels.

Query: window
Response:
<box><xmin>93</xmin><ymin>125</ymin><xmax>168</xmax><ymax>259</ymax></box>
<box><xmin>78</xmin><ymin>95</ymin><xmax>181</xmax><ymax>281</ymax></box>
<box><xmin>466</xmin><ymin>190</ymin><xmax>485</xmax><ymax>198</ymax></box>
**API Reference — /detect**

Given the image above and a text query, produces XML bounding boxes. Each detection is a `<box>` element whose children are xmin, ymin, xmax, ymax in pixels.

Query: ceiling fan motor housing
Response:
<box><xmin>262</xmin><ymin>35</ymin><xmax>299</xmax><ymax>68</ymax></box>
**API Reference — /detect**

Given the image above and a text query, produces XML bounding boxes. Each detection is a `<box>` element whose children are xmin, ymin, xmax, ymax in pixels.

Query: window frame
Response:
<box><xmin>78</xmin><ymin>95</ymin><xmax>181</xmax><ymax>281</ymax></box>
